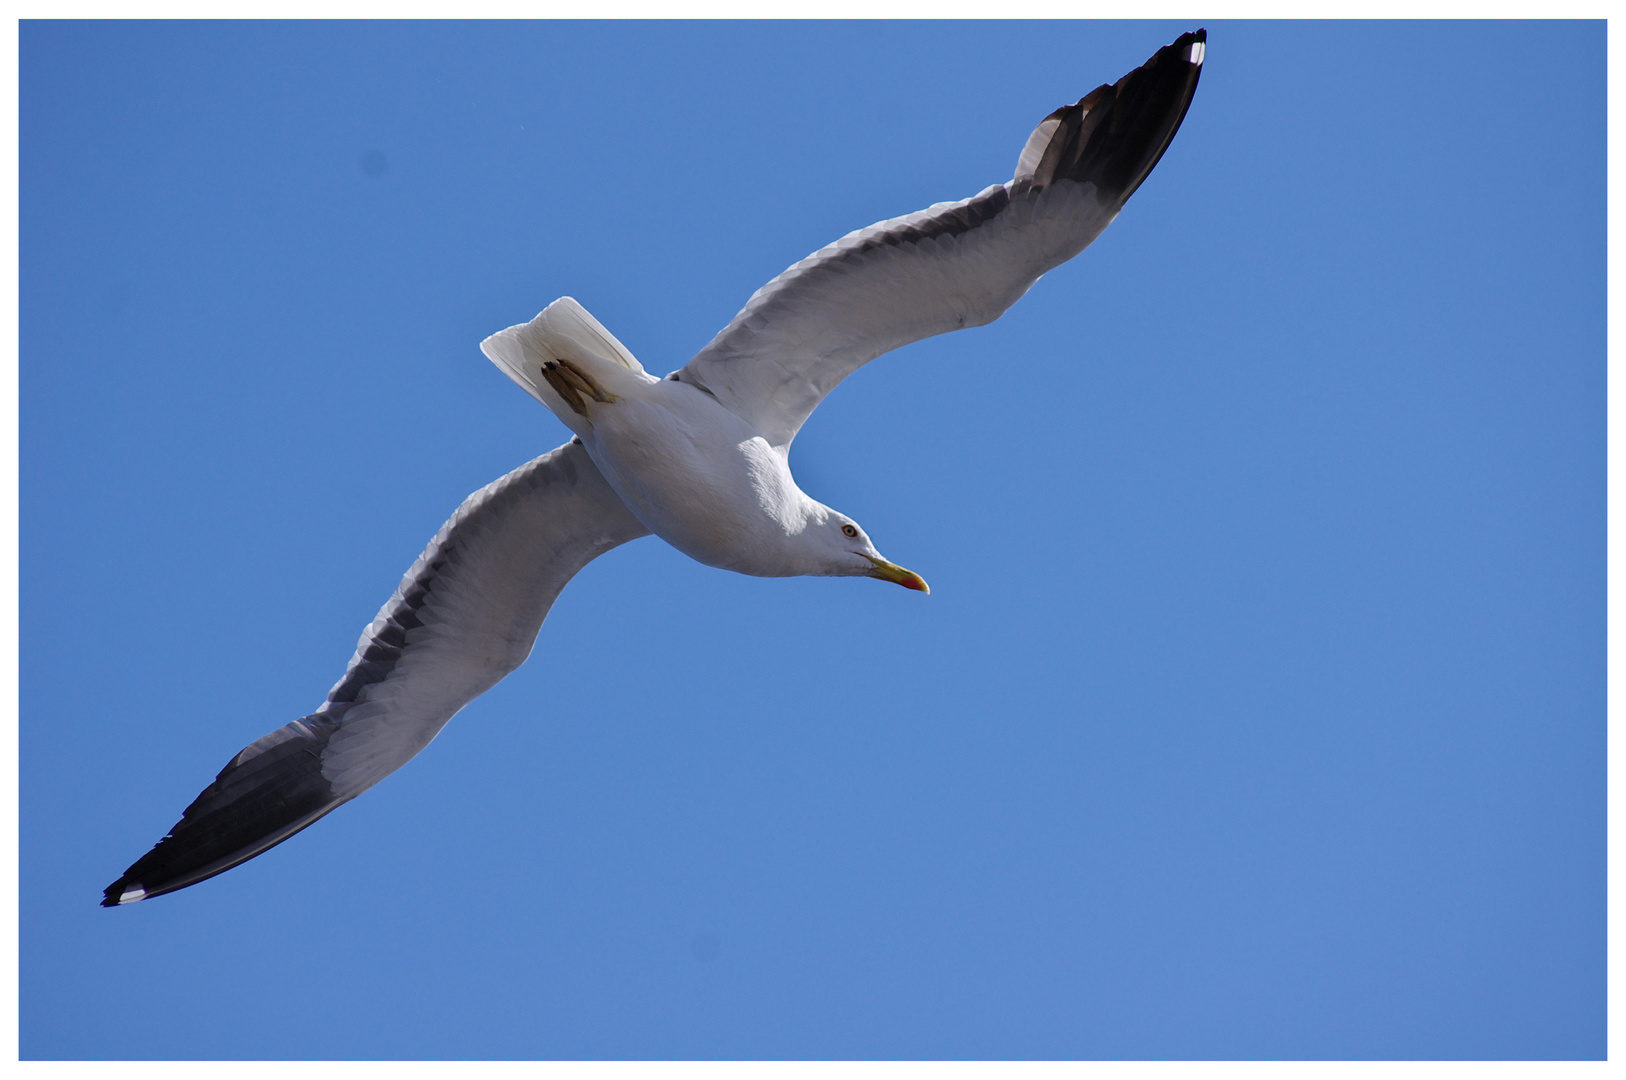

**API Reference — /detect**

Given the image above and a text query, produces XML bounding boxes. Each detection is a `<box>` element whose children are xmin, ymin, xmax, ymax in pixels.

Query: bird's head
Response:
<box><xmin>814</xmin><ymin>511</ymin><xmax>929</xmax><ymax>593</ymax></box>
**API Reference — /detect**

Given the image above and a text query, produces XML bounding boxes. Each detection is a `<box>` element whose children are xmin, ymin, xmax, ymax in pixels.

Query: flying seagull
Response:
<box><xmin>103</xmin><ymin>30</ymin><xmax>1205</xmax><ymax>906</ymax></box>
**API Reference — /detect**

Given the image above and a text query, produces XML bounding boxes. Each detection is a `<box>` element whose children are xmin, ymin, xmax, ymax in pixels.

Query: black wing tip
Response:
<box><xmin>100</xmin><ymin>796</ymin><xmax>344</xmax><ymax>909</ymax></box>
<box><xmin>1163</xmin><ymin>28</ymin><xmax>1207</xmax><ymax>58</ymax></box>
<box><xmin>100</xmin><ymin>715</ymin><xmax>343</xmax><ymax>908</ymax></box>
<box><xmin>1029</xmin><ymin>29</ymin><xmax>1205</xmax><ymax>202</ymax></box>
<box><xmin>1103</xmin><ymin>29</ymin><xmax>1206</xmax><ymax>201</ymax></box>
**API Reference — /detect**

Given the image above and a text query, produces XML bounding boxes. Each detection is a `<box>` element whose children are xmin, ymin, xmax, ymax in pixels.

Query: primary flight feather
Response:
<box><xmin>104</xmin><ymin>30</ymin><xmax>1205</xmax><ymax>906</ymax></box>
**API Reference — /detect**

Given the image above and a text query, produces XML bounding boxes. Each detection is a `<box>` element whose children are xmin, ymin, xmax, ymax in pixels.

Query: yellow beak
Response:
<box><xmin>862</xmin><ymin>554</ymin><xmax>930</xmax><ymax>594</ymax></box>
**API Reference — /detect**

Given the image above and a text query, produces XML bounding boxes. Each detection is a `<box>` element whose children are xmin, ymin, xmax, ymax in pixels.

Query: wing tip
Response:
<box><xmin>100</xmin><ymin>716</ymin><xmax>346</xmax><ymax>906</ymax></box>
<box><xmin>100</xmin><ymin>797</ymin><xmax>346</xmax><ymax>908</ymax></box>
<box><xmin>101</xmin><ymin>881</ymin><xmax>146</xmax><ymax>907</ymax></box>
<box><xmin>1185</xmin><ymin>29</ymin><xmax>1207</xmax><ymax>67</ymax></box>
<box><xmin>1025</xmin><ymin>28</ymin><xmax>1205</xmax><ymax>203</ymax></box>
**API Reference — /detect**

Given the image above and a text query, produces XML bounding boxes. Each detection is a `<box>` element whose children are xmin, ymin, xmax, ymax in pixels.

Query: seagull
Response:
<box><xmin>103</xmin><ymin>30</ymin><xmax>1205</xmax><ymax>906</ymax></box>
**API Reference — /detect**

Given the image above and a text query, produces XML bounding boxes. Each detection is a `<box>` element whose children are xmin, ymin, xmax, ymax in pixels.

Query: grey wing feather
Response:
<box><xmin>103</xmin><ymin>438</ymin><xmax>649</xmax><ymax>905</ymax></box>
<box><xmin>676</xmin><ymin>30</ymin><xmax>1204</xmax><ymax>450</ymax></box>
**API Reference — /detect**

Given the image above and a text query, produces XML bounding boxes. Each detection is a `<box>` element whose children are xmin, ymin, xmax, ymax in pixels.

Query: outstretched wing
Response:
<box><xmin>103</xmin><ymin>439</ymin><xmax>649</xmax><ymax>905</ymax></box>
<box><xmin>675</xmin><ymin>30</ymin><xmax>1205</xmax><ymax>450</ymax></box>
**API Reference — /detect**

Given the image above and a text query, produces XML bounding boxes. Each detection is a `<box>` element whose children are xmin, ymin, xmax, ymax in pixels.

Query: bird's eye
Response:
<box><xmin>841</xmin><ymin>524</ymin><xmax>859</xmax><ymax>538</ymax></box>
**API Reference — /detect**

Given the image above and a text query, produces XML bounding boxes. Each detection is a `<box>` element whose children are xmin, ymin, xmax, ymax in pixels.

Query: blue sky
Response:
<box><xmin>21</xmin><ymin>21</ymin><xmax>1603</xmax><ymax>1059</ymax></box>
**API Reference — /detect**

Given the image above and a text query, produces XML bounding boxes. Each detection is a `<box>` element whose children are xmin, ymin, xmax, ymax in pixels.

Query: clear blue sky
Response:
<box><xmin>21</xmin><ymin>21</ymin><xmax>1603</xmax><ymax>1059</ymax></box>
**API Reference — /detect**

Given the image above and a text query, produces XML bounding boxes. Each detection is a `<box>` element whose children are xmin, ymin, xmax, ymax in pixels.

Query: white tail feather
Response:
<box><xmin>480</xmin><ymin>297</ymin><xmax>645</xmax><ymax>408</ymax></box>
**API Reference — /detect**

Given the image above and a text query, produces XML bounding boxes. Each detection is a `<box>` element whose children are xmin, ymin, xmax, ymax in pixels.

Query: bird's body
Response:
<box><xmin>578</xmin><ymin>381</ymin><xmax>826</xmax><ymax>578</ymax></box>
<box><xmin>104</xmin><ymin>30</ymin><xmax>1206</xmax><ymax>906</ymax></box>
<box><xmin>594</xmin><ymin>389</ymin><xmax>795</xmax><ymax>574</ymax></box>
<box><xmin>483</xmin><ymin>298</ymin><xmax>909</xmax><ymax>582</ymax></box>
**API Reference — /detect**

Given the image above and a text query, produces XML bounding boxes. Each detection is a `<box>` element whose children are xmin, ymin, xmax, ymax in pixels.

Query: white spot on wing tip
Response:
<box><xmin>1187</xmin><ymin>41</ymin><xmax>1205</xmax><ymax>65</ymax></box>
<box><xmin>117</xmin><ymin>887</ymin><xmax>146</xmax><ymax>904</ymax></box>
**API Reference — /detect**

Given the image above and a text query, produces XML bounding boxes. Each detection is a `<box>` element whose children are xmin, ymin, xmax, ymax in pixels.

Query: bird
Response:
<box><xmin>103</xmin><ymin>29</ymin><xmax>1205</xmax><ymax>907</ymax></box>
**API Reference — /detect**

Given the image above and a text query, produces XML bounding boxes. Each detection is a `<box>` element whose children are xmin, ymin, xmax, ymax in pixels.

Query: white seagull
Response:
<box><xmin>105</xmin><ymin>30</ymin><xmax>1205</xmax><ymax>906</ymax></box>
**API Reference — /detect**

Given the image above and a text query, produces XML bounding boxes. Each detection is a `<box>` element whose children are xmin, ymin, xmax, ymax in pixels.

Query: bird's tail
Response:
<box><xmin>481</xmin><ymin>297</ymin><xmax>646</xmax><ymax>418</ymax></box>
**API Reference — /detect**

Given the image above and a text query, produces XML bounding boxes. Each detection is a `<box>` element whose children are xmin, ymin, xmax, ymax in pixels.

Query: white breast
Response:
<box><xmin>579</xmin><ymin>378</ymin><xmax>813</xmax><ymax>576</ymax></box>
